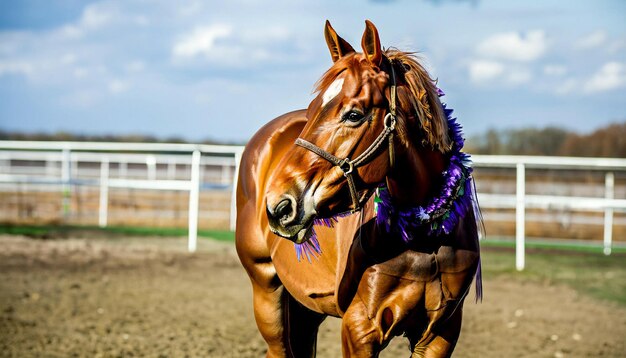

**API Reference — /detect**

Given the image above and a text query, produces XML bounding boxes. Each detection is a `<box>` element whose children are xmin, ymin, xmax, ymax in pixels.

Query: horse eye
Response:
<box><xmin>343</xmin><ymin>110</ymin><xmax>365</xmax><ymax>123</ymax></box>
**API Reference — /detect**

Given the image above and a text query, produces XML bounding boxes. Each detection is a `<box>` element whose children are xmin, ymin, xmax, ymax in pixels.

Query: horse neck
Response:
<box><xmin>358</xmin><ymin>146</ymin><xmax>446</xmax><ymax>261</ymax></box>
<box><xmin>385</xmin><ymin>144</ymin><xmax>446</xmax><ymax>208</ymax></box>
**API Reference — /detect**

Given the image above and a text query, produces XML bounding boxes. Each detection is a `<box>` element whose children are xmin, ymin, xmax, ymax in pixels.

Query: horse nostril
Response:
<box><xmin>275</xmin><ymin>199</ymin><xmax>291</xmax><ymax>219</ymax></box>
<box><xmin>268</xmin><ymin>195</ymin><xmax>298</xmax><ymax>227</ymax></box>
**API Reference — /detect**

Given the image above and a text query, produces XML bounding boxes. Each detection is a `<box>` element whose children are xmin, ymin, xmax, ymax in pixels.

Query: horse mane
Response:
<box><xmin>313</xmin><ymin>50</ymin><xmax>451</xmax><ymax>153</ymax></box>
<box><xmin>385</xmin><ymin>49</ymin><xmax>451</xmax><ymax>153</ymax></box>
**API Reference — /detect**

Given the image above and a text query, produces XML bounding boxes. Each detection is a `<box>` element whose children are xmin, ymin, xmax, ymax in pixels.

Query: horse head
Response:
<box><xmin>266</xmin><ymin>20</ymin><xmax>451</xmax><ymax>243</ymax></box>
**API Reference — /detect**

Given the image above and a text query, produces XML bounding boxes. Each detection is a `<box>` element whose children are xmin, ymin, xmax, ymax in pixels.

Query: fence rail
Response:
<box><xmin>0</xmin><ymin>140</ymin><xmax>244</xmax><ymax>253</ymax></box>
<box><xmin>1</xmin><ymin>140</ymin><xmax>624</xmax><ymax>270</ymax></box>
<box><xmin>473</xmin><ymin>155</ymin><xmax>626</xmax><ymax>269</ymax></box>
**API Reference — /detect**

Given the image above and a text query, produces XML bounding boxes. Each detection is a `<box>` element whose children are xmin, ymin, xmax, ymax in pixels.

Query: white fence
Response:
<box><xmin>1</xmin><ymin>140</ymin><xmax>625</xmax><ymax>270</ymax></box>
<box><xmin>473</xmin><ymin>155</ymin><xmax>626</xmax><ymax>270</ymax></box>
<box><xmin>0</xmin><ymin>140</ymin><xmax>244</xmax><ymax>253</ymax></box>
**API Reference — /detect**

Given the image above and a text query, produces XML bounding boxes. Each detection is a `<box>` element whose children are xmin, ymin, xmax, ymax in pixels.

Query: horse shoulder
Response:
<box><xmin>238</xmin><ymin>109</ymin><xmax>308</xmax><ymax>206</ymax></box>
<box><xmin>235</xmin><ymin>110</ymin><xmax>308</xmax><ymax>285</ymax></box>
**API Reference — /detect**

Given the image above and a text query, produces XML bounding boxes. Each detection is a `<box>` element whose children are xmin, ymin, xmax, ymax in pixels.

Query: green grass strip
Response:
<box><xmin>0</xmin><ymin>223</ymin><xmax>235</xmax><ymax>242</ymax></box>
<box><xmin>480</xmin><ymin>246</ymin><xmax>626</xmax><ymax>306</ymax></box>
<box><xmin>481</xmin><ymin>236</ymin><xmax>626</xmax><ymax>254</ymax></box>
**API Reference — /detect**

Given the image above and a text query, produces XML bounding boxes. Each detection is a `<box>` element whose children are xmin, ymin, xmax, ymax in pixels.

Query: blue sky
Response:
<box><xmin>0</xmin><ymin>0</ymin><xmax>625</xmax><ymax>143</ymax></box>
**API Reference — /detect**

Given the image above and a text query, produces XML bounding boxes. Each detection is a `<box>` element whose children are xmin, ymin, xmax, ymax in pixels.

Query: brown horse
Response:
<box><xmin>236</xmin><ymin>20</ymin><xmax>482</xmax><ymax>357</ymax></box>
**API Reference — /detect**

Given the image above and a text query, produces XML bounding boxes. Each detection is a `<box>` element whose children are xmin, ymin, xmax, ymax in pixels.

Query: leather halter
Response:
<box><xmin>295</xmin><ymin>63</ymin><xmax>398</xmax><ymax>213</ymax></box>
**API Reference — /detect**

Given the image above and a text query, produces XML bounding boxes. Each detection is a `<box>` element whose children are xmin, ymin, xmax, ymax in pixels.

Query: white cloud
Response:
<box><xmin>608</xmin><ymin>38</ymin><xmax>626</xmax><ymax>54</ymax></box>
<box><xmin>80</xmin><ymin>5</ymin><xmax>113</xmax><ymax>29</ymax></box>
<box><xmin>171</xmin><ymin>23</ymin><xmax>296</xmax><ymax>67</ymax></box>
<box><xmin>61</xmin><ymin>89</ymin><xmax>102</xmax><ymax>108</ymax></box>
<box><xmin>108</xmin><ymin>79</ymin><xmax>130</xmax><ymax>94</ymax></box>
<box><xmin>16</xmin><ymin>4</ymin><xmax>116</xmax><ymax>43</ymax></box>
<box><xmin>134</xmin><ymin>15</ymin><xmax>149</xmax><ymax>27</ymax></box>
<box><xmin>554</xmin><ymin>78</ymin><xmax>578</xmax><ymax>95</ymax></box>
<box><xmin>506</xmin><ymin>68</ymin><xmax>532</xmax><ymax>84</ymax></box>
<box><xmin>240</xmin><ymin>26</ymin><xmax>290</xmax><ymax>44</ymax></box>
<box><xmin>0</xmin><ymin>1</ymin><xmax>624</xmax><ymax>141</ymax></box>
<box><xmin>125</xmin><ymin>60</ymin><xmax>145</xmax><ymax>73</ymax></box>
<box><xmin>468</xmin><ymin>60</ymin><xmax>504</xmax><ymax>83</ymax></box>
<box><xmin>73</xmin><ymin>67</ymin><xmax>89</xmax><ymax>79</ymax></box>
<box><xmin>468</xmin><ymin>60</ymin><xmax>533</xmax><ymax>86</ymax></box>
<box><xmin>172</xmin><ymin>24</ymin><xmax>233</xmax><ymax>59</ymax></box>
<box><xmin>476</xmin><ymin>30</ymin><xmax>547</xmax><ymax>62</ymax></box>
<box><xmin>469</xmin><ymin>30</ymin><xmax>548</xmax><ymax>87</ymax></box>
<box><xmin>543</xmin><ymin>64</ymin><xmax>567</xmax><ymax>76</ymax></box>
<box><xmin>575</xmin><ymin>30</ymin><xmax>607</xmax><ymax>50</ymax></box>
<box><xmin>179</xmin><ymin>1</ymin><xmax>203</xmax><ymax>17</ymax></box>
<box><xmin>52</xmin><ymin>3</ymin><xmax>132</xmax><ymax>40</ymax></box>
<box><xmin>61</xmin><ymin>53</ymin><xmax>77</xmax><ymax>65</ymax></box>
<box><xmin>56</xmin><ymin>25</ymin><xmax>83</xmax><ymax>39</ymax></box>
<box><xmin>0</xmin><ymin>61</ymin><xmax>34</xmax><ymax>77</ymax></box>
<box><xmin>584</xmin><ymin>62</ymin><xmax>626</xmax><ymax>93</ymax></box>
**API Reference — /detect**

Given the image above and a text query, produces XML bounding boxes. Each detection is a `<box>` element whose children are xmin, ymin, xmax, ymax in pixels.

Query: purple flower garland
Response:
<box><xmin>375</xmin><ymin>103</ymin><xmax>476</xmax><ymax>242</ymax></box>
<box><xmin>294</xmin><ymin>92</ymin><xmax>479</xmax><ymax>262</ymax></box>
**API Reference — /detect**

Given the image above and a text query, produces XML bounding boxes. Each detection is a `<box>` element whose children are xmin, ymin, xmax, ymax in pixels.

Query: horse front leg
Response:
<box><xmin>340</xmin><ymin>294</ymin><xmax>382</xmax><ymax>358</ymax></box>
<box><xmin>409</xmin><ymin>305</ymin><xmax>463</xmax><ymax>358</ymax></box>
<box><xmin>251</xmin><ymin>282</ymin><xmax>289</xmax><ymax>357</ymax></box>
<box><xmin>251</xmin><ymin>281</ymin><xmax>326</xmax><ymax>358</ymax></box>
<box><xmin>236</xmin><ymin>202</ymin><xmax>290</xmax><ymax>357</ymax></box>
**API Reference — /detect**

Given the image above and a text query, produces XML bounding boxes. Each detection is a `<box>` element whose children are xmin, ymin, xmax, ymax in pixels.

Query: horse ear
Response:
<box><xmin>324</xmin><ymin>20</ymin><xmax>355</xmax><ymax>62</ymax></box>
<box><xmin>361</xmin><ymin>20</ymin><xmax>382</xmax><ymax>67</ymax></box>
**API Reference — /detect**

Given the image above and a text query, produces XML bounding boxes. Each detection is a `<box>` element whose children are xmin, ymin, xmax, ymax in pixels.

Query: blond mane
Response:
<box><xmin>386</xmin><ymin>49</ymin><xmax>450</xmax><ymax>152</ymax></box>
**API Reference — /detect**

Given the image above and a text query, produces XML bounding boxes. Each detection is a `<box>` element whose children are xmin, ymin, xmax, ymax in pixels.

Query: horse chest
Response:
<box><xmin>270</xmin><ymin>236</ymin><xmax>342</xmax><ymax>316</ymax></box>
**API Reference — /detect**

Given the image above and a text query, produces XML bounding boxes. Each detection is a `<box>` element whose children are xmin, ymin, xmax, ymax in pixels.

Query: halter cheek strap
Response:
<box><xmin>294</xmin><ymin>63</ymin><xmax>398</xmax><ymax>213</ymax></box>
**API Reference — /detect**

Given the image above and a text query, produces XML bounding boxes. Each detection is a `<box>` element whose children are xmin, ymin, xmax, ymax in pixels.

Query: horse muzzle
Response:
<box><xmin>266</xmin><ymin>194</ymin><xmax>315</xmax><ymax>243</ymax></box>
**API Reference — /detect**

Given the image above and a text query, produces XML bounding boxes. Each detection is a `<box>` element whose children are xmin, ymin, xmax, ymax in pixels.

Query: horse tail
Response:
<box><xmin>469</xmin><ymin>177</ymin><xmax>484</xmax><ymax>302</ymax></box>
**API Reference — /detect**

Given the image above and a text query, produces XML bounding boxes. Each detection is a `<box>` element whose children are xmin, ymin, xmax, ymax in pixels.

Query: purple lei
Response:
<box><xmin>294</xmin><ymin>92</ymin><xmax>478</xmax><ymax>260</ymax></box>
<box><xmin>375</xmin><ymin>102</ymin><xmax>476</xmax><ymax>241</ymax></box>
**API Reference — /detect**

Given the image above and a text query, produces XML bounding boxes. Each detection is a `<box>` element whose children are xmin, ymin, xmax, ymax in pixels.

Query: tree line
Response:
<box><xmin>466</xmin><ymin>121</ymin><xmax>626</xmax><ymax>158</ymax></box>
<box><xmin>1</xmin><ymin>120</ymin><xmax>625</xmax><ymax>157</ymax></box>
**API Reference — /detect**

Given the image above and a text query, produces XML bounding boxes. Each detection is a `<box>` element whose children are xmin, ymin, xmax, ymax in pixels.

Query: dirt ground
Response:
<box><xmin>1</xmin><ymin>235</ymin><xmax>625</xmax><ymax>358</ymax></box>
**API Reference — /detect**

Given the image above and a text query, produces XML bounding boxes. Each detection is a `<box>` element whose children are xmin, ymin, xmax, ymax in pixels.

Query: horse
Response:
<box><xmin>235</xmin><ymin>20</ymin><xmax>482</xmax><ymax>357</ymax></box>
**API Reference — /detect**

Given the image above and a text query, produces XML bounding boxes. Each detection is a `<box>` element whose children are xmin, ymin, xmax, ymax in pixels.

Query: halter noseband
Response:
<box><xmin>295</xmin><ymin>63</ymin><xmax>399</xmax><ymax>213</ymax></box>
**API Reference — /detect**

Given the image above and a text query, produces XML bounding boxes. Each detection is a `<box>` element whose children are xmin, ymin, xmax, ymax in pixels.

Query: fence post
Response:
<box><xmin>120</xmin><ymin>160</ymin><xmax>127</xmax><ymax>178</ymax></box>
<box><xmin>71</xmin><ymin>157</ymin><xmax>78</xmax><ymax>178</ymax></box>
<box><xmin>516</xmin><ymin>162</ymin><xmax>526</xmax><ymax>271</ymax></box>
<box><xmin>61</xmin><ymin>147</ymin><xmax>72</xmax><ymax>220</ymax></box>
<box><xmin>146</xmin><ymin>155</ymin><xmax>156</xmax><ymax>180</ymax></box>
<box><xmin>167</xmin><ymin>158</ymin><xmax>176</xmax><ymax>180</ymax></box>
<box><xmin>230</xmin><ymin>149</ymin><xmax>243</xmax><ymax>232</ymax></box>
<box><xmin>221</xmin><ymin>164</ymin><xmax>229</xmax><ymax>184</ymax></box>
<box><xmin>604</xmin><ymin>172</ymin><xmax>614</xmax><ymax>255</ymax></box>
<box><xmin>46</xmin><ymin>154</ymin><xmax>55</xmax><ymax>177</ymax></box>
<box><xmin>99</xmin><ymin>157</ymin><xmax>110</xmax><ymax>228</ymax></box>
<box><xmin>0</xmin><ymin>153</ymin><xmax>8</xmax><ymax>174</ymax></box>
<box><xmin>188</xmin><ymin>150</ymin><xmax>201</xmax><ymax>252</ymax></box>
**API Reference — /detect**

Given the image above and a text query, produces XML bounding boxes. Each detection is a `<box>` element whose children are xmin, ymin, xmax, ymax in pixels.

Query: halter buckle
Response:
<box><xmin>339</xmin><ymin>159</ymin><xmax>354</xmax><ymax>176</ymax></box>
<box><xmin>384</xmin><ymin>112</ymin><xmax>396</xmax><ymax>131</ymax></box>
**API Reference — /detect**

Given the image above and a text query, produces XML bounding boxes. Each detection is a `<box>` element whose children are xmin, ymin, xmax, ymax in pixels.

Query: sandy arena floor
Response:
<box><xmin>1</xmin><ymin>235</ymin><xmax>625</xmax><ymax>357</ymax></box>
